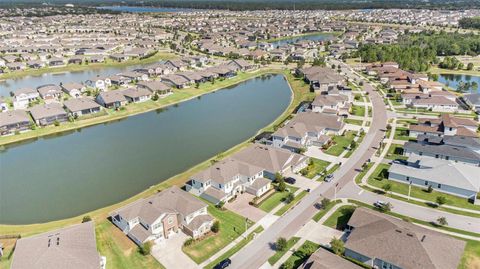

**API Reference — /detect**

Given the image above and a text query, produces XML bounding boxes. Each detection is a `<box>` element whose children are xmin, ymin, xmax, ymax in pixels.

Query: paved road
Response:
<box><xmin>229</xmin><ymin>66</ymin><xmax>388</xmax><ymax>269</ymax></box>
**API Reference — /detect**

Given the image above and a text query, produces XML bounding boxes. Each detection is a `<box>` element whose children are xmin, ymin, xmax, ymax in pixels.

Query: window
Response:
<box><xmin>425</xmin><ymin>181</ymin><xmax>428</xmax><ymax>186</ymax></box>
<box><xmin>438</xmin><ymin>184</ymin><xmax>441</xmax><ymax>189</ymax></box>
<box><xmin>406</xmin><ymin>177</ymin><xmax>410</xmax><ymax>181</ymax></box>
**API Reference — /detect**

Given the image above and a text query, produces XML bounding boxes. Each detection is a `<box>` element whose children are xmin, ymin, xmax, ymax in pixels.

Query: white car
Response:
<box><xmin>374</xmin><ymin>200</ymin><xmax>388</xmax><ymax>208</ymax></box>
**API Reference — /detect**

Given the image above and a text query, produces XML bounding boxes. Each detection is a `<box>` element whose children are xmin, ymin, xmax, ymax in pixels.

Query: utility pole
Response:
<box><xmin>408</xmin><ymin>181</ymin><xmax>412</xmax><ymax>201</ymax></box>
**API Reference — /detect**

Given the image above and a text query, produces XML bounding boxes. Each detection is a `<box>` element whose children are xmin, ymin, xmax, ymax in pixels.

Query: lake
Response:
<box><xmin>0</xmin><ymin>63</ymin><xmax>154</xmax><ymax>97</ymax></box>
<box><xmin>438</xmin><ymin>74</ymin><xmax>480</xmax><ymax>93</ymax></box>
<box><xmin>97</xmin><ymin>6</ymin><xmax>194</xmax><ymax>13</ymax></box>
<box><xmin>269</xmin><ymin>33</ymin><xmax>335</xmax><ymax>47</ymax></box>
<box><xmin>0</xmin><ymin>74</ymin><xmax>291</xmax><ymax>224</ymax></box>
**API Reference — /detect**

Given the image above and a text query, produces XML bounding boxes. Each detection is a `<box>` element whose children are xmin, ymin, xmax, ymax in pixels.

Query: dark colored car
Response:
<box><xmin>285</xmin><ymin>177</ymin><xmax>296</xmax><ymax>184</ymax></box>
<box><xmin>214</xmin><ymin>258</ymin><xmax>232</xmax><ymax>269</ymax></box>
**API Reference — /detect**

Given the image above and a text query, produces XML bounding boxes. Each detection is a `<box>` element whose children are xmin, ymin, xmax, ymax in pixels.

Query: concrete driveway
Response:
<box><xmin>283</xmin><ymin>171</ymin><xmax>320</xmax><ymax>190</ymax></box>
<box><xmin>225</xmin><ymin>193</ymin><xmax>267</xmax><ymax>222</ymax></box>
<box><xmin>151</xmin><ymin>232</ymin><xmax>200</xmax><ymax>269</ymax></box>
<box><xmin>296</xmin><ymin>220</ymin><xmax>345</xmax><ymax>245</ymax></box>
<box><xmin>304</xmin><ymin>146</ymin><xmax>348</xmax><ymax>164</ymax></box>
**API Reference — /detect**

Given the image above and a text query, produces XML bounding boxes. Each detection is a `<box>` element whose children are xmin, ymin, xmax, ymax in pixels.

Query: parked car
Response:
<box><xmin>374</xmin><ymin>200</ymin><xmax>388</xmax><ymax>208</ymax></box>
<box><xmin>214</xmin><ymin>258</ymin><xmax>232</xmax><ymax>269</ymax></box>
<box><xmin>324</xmin><ymin>174</ymin><xmax>334</xmax><ymax>182</ymax></box>
<box><xmin>285</xmin><ymin>177</ymin><xmax>296</xmax><ymax>184</ymax></box>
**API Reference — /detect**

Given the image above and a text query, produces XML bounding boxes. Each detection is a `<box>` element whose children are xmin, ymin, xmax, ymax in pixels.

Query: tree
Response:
<box><xmin>320</xmin><ymin>198</ymin><xmax>331</xmax><ymax>209</ymax></box>
<box><xmin>216</xmin><ymin>201</ymin><xmax>225</xmax><ymax>209</ymax></box>
<box><xmin>275</xmin><ymin>237</ymin><xmax>287</xmax><ymax>251</ymax></box>
<box><xmin>211</xmin><ymin>220</ymin><xmax>220</xmax><ymax>233</ymax></box>
<box><xmin>330</xmin><ymin>237</ymin><xmax>345</xmax><ymax>255</ymax></box>
<box><xmin>426</xmin><ymin>185</ymin><xmax>433</xmax><ymax>193</ymax></box>
<box><xmin>151</xmin><ymin>92</ymin><xmax>159</xmax><ymax>101</ymax></box>
<box><xmin>436</xmin><ymin>196</ymin><xmax>447</xmax><ymax>206</ymax></box>
<box><xmin>284</xmin><ymin>192</ymin><xmax>295</xmax><ymax>204</ymax></box>
<box><xmin>437</xmin><ymin>216</ymin><xmax>448</xmax><ymax>226</ymax></box>
<box><xmin>281</xmin><ymin>260</ymin><xmax>294</xmax><ymax>269</ymax></box>
<box><xmin>82</xmin><ymin>215</ymin><xmax>92</xmax><ymax>223</ymax></box>
<box><xmin>274</xmin><ymin>172</ymin><xmax>284</xmax><ymax>183</ymax></box>
<box><xmin>467</xmin><ymin>62</ymin><xmax>474</xmax><ymax>70</ymax></box>
<box><xmin>382</xmin><ymin>183</ymin><xmax>392</xmax><ymax>194</ymax></box>
<box><xmin>278</xmin><ymin>180</ymin><xmax>287</xmax><ymax>192</ymax></box>
<box><xmin>138</xmin><ymin>241</ymin><xmax>152</xmax><ymax>255</ymax></box>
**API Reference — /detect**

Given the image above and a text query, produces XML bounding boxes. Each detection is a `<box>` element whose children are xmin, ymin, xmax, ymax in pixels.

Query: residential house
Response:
<box><xmin>110</xmin><ymin>186</ymin><xmax>214</xmax><ymax>245</ymax></box>
<box><xmin>85</xmin><ymin>77</ymin><xmax>111</xmax><ymax>91</ymax></box>
<box><xmin>403</xmin><ymin>139</ymin><xmax>480</xmax><ymax>166</ymax></box>
<box><xmin>272</xmin><ymin>112</ymin><xmax>345</xmax><ymax>152</ymax></box>
<box><xmin>409</xmin><ymin>114</ymin><xmax>478</xmax><ymax>138</ymax></box>
<box><xmin>463</xmin><ymin>93</ymin><xmax>480</xmax><ymax>114</ymax></box>
<box><xmin>311</xmin><ymin>93</ymin><xmax>349</xmax><ymax>115</ymax></box>
<box><xmin>297</xmin><ymin>66</ymin><xmax>345</xmax><ymax>92</ymax></box>
<box><xmin>64</xmin><ymin>97</ymin><xmax>101</xmax><ymax>117</ymax></box>
<box><xmin>37</xmin><ymin>85</ymin><xmax>63</xmax><ymax>101</ymax></box>
<box><xmin>164</xmin><ymin>59</ymin><xmax>189</xmax><ymax>71</ymax></box>
<box><xmin>161</xmin><ymin>74</ymin><xmax>191</xmax><ymax>89</ymax></box>
<box><xmin>122</xmin><ymin>87</ymin><xmax>152</xmax><ymax>103</ymax></box>
<box><xmin>227</xmin><ymin>59</ymin><xmax>257</xmax><ymax>72</ymax></box>
<box><xmin>12</xmin><ymin>87</ymin><xmax>39</xmax><ymax>109</ymax></box>
<box><xmin>388</xmin><ymin>154</ymin><xmax>480</xmax><ymax>202</ymax></box>
<box><xmin>29</xmin><ymin>103</ymin><xmax>68</xmax><ymax>126</ymax></box>
<box><xmin>300</xmin><ymin>247</ymin><xmax>362</xmax><ymax>269</ymax></box>
<box><xmin>137</xmin><ymin>81</ymin><xmax>171</xmax><ymax>95</ymax></box>
<box><xmin>61</xmin><ymin>82</ymin><xmax>86</xmax><ymax>98</ymax></box>
<box><xmin>0</xmin><ymin>110</ymin><xmax>31</xmax><ymax>135</ymax></box>
<box><xmin>344</xmin><ymin>207</ymin><xmax>465</xmax><ymax>269</ymax></box>
<box><xmin>96</xmin><ymin>91</ymin><xmax>128</xmax><ymax>109</ymax></box>
<box><xmin>120</xmin><ymin>71</ymin><xmax>149</xmax><ymax>82</ymax></box>
<box><xmin>109</xmin><ymin>75</ymin><xmax>131</xmax><ymax>87</ymax></box>
<box><xmin>10</xmin><ymin>221</ymin><xmax>104</xmax><ymax>269</ymax></box>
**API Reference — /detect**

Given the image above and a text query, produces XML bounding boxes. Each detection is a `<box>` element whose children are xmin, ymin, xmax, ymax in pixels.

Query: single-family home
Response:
<box><xmin>344</xmin><ymin>207</ymin><xmax>465</xmax><ymax>269</ymax></box>
<box><xmin>463</xmin><ymin>93</ymin><xmax>480</xmax><ymax>114</ymax></box>
<box><xmin>388</xmin><ymin>154</ymin><xmax>480</xmax><ymax>202</ymax></box>
<box><xmin>110</xmin><ymin>186</ymin><xmax>214</xmax><ymax>245</ymax></box>
<box><xmin>64</xmin><ymin>97</ymin><xmax>101</xmax><ymax>117</ymax></box>
<box><xmin>61</xmin><ymin>82</ymin><xmax>86</xmax><ymax>98</ymax></box>
<box><xmin>85</xmin><ymin>77</ymin><xmax>111</xmax><ymax>91</ymax></box>
<box><xmin>96</xmin><ymin>91</ymin><xmax>128</xmax><ymax>109</ymax></box>
<box><xmin>227</xmin><ymin>59</ymin><xmax>257</xmax><ymax>72</ymax></box>
<box><xmin>409</xmin><ymin>114</ymin><xmax>478</xmax><ymax>138</ymax></box>
<box><xmin>300</xmin><ymin>247</ymin><xmax>362</xmax><ymax>269</ymax></box>
<box><xmin>403</xmin><ymin>140</ymin><xmax>480</xmax><ymax>166</ymax></box>
<box><xmin>10</xmin><ymin>221</ymin><xmax>105</xmax><ymax>269</ymax></box>
<box><xmin>137</xmin><ymin>81</ymin><xmax>171</xmax><ymax>95</ymax></box>
<box><xmin>29</xmin><ymin>103</ymin><xmax>68</xmax><ymax>126</ymax></box>
<box><xmin>122</xmin><ymin>87</ymin><xmax>152</xmax><ymax>103</ymax></box>
<box><xmin>37</xmin><ymin>85</ymin><xmax>63</xmax><ymax>101</ymax></box>
<box><xmin>161</xmin><ymin>74</ymin><xmax>191</xmax><ymax>89</ymax></box>
<box><xmin>0</xmin><ymin>110</ymin><xmax>31</xmax><ymax>135</ymax></box>
<box><xmin>11</xmin><ymin>88</ymin><xmax>40</xmax><ymax>109</ymax></box>
<box><xmin>311</xmin><ymin>94</ymin><xmax>349</xmax><ymax>115</ymax></box>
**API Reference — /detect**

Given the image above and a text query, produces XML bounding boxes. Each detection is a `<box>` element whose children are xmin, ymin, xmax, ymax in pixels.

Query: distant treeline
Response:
<box><xmin>2</xmin><ymin>0</ymin><xmax>480</xmax><ymax>11</ymax></box>
<box><xmin>353</xmin><ymin>31</ymin><xmax>480</xmax><ymax>72</ymax></box>
<box><xmin>459</xmin><ymin>17</ymin><xmax>480</xmax><ymax>29</ymax></box>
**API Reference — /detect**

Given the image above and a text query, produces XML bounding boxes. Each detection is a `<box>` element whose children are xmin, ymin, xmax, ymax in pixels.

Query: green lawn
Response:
<box><xmin>183</xmin><ymin>205</ymin><xmax>253</xmax><ymax>264</ymax></box>
<box><xmin>318</xmin><ymin>164</ymin><xmax>340</xmax><ymax>182</ymax></box>
<box><xmin>460</xmin><ymin>239</ymin><xmax>480</xmax><ymax>269</ymax></box>
<box><xmin>312</xmin><ymin>200</ymin><xmax>342</xmax><ymax>222</ymax></box>
<box><xmin>281</xmin><ymin>240</ymin><xmax>320</xmax><ymax>269</ymax></box>
<box><xmin>385</xmin><ymin>144</ymin><xmax>407</xmax><ymax>160</ymax></box>
<box><xmin>344</xmin><ymin>131</ymin><xmax>365</xmax><ymax>158</ymax></box>
<box><xmin>393</xmin><ymin>127</ymin><xmax>411</xmax><ymax>141</ymax></box>
<box><xmin>324</xmin><ymin>131</ymin><xmax>357</xmax><ymax>156</ymax></box>
<box><xmin>258</xmin><ymin>186</ymin><xmax>299</xmax><ymax>213</ymax></box>
<box><xmin>300</xmin><ymin>158</ymin><xmax>330</xmax><ymax>179</ymax></box>
<box><xmin>368</xmin><ymin>164</ymin><xmax>480</xmax><ymax>211</ymax></box>
<box><xmin>354</xmin><ymin>162</ymin><xmax>374</xmax><ymax>184</ymax></box>
<box><xmin>350</xmin><ymin>105</ymin><xmax>366</xmax><ymax>117</ymax></box>
<box><xmin>323</xmin><ymin>205</ymin><xmax>357</xmax><ymax>230</ymax></box>
<box><xmin>344</xmin><ymin>118</ymin><xmax>363</xmax><ymax>126</ymax></box>
<box><xmin>204</xmin><ymin>226</ymin><xmax>264</xmax><ymax>269</ymax></box>
<box><xmin>274</xmin><ymin>191</ymin><xmax>309</xmax><ymax>216</ymax></box>
<box><xmin>268</xmin><ymin>237</ymin><xmax>300</xmax><ymax>265</ymax></box>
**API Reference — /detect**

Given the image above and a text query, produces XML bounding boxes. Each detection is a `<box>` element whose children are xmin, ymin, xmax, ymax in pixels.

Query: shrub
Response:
<box><xmin>436</xmin><ymin>196</ymin><xmax>447</xmax><ymax>206</ymax></box>
<box><xmin>53</xmin><ymin>120</ymin><xmax>60</xmax><ymax>126</ymax></box>
<box><xmin>382</xmin><ymin>183</ymin><xmax>392</xmax><ymax>194</ymax></box>
<box><xmin>216</xmin><ymin>201</ymin><xmax>225</xmax><ymax>209</ymax></box>
<box><xmin>276</xmin><ymin>237</ymin><xmax>287</xmax><ymax>251</ymax></box>
<box><xmin>138</xmin><ymin>241</ymin><xmax>152</xmax><ymax>255</ymax></box>
<box><xmin>320</xmin><ymin>198</ymin><xmax>331</xmax><ymax>209</ymax></box>
<box><xmin>211</xmin><ymin>220</ymin><xmax>220</xmax><ymax>233</ymax></box>
<box><xmin>330</xmin><ymin>237</ymin><xmax>345</xmax><ymax>255</ymax></box>
<box><xmin>82</xmin><ymin>215</ymin><xmax>92</xmax><ymax>223</ymax></box>
<box><xmin>437</xmin><ymin>216</ymin><xmax>448</xmax><ymax>226</ymax></box>
<box><xmin>284</xmin><ymin>193</ymin><xmax>295</xmax><ymax>204</ymax></box>
<box><xmin>183</xmin><ymin>238</ymin><xmax>195</xmax><ymax>247</ymax></box>
<box><xmin>277</xmin><ymin>180</ymin><xmax>287</xmax><ymax>192</ymax></box>
<box><xmin>281</xmin><ymin>260</ymin><xmax>294</xmax><ymax>269</ymax></box>
<box><xmin>426</xmin><ymin>185</ymin><xmax>433</xmax><ymax>193</ymax></box>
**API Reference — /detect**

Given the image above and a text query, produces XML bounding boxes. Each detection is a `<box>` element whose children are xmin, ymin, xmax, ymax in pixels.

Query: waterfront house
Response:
<box><xmin>409</xmin><ymin>114</ymin><xmax>478</xmax><ymax>138</ymax></box>
<box><xmin>109</xmin><ymin>75</ymin><xmax>131</xmax><ymax>87</ymax></box>
<box><xmin>64</xmin><ymin>97</ymin><xmax>101</xmax><ymax>117</ymax></box>
<box><xmin>311</xmin><ymin>93</ymin><xmax>349</xmax><ymax>115</ymax></box>
<box><xmin>344</xmin><ymin>207</ymin><xmax>465</xmax><ymax>269</ymax></box>
<box><xmin>0</xmin><ymin>110</ymin><xmax>31</xmax><ymax>135</ymax></box>
<box><xmin>12</xmin><ymin>87</ymin><xmax>39</xmax><ymax>109</ymax></box>
<box><xmin>29</xmin><ymin>103</ymin><xmax>68</xmax><ymax>126</ymax></box>
<box><xmin>37</xmin><ymin>85</ymin><xmax>63</xmax><ymax>101</ymax></box>
<box><xmin>61</xmin><ymin>82</ymin><xmax>86</xmax><ymax>98</ymax></box>
<box><xmin>85</xmin><ymin>77</ymin><xmax>111</xmax><ymax>91</ymax></box>
<box><xmin>119</xmin><ymin>71</ymin><xmax>149</xmax><ymax>82</ymax></box>
<box><xmin>122</xmin><ymin>87</ymin><xmax>152</xmax><ymax>103</ymax></box>
<box><xmin>187</xmin><ymin>144</ymin><xmax>308</xmax><ymax>204</ymax></box>
<box><xmin>110</xmin><ymin>186</ymin><xmax>214</xmax><ymax>245</ymax></box>
<box><xmin>227</xmin><ymin>59</ymin><xmax>257</xmax><ymax>72</ymax></box>
<box><xmin>10</xmin><ymin>221</ymin><xmax>104</xmax><ymax>269</ymax></box>
<box><xmin>164</xmin><ymin>59</ymin><xmax>189</xmax><ymax>71</ymax></box>
<box><xmin>137</xmin><ymin>81</ymin><xmax>171</xmax><ymax>95</ymax></box>
<box><xmin>296</xmin><ymin>66</ymin><xmax>345</xmax><ymax>92</ymax></box>
<box><xmin>272</xmin><ymin>112</ymin><xmax>345</xmax><ymax>152</ymax></box>
<box><xmin>96</xmin><ymin>91</ymin><xmax>128</xmax><ymax>109</ymax></box>
<box><xmin>161</xmin><ymin>74</ymin><xmax>191</xmax><ymax>89</ymax></box>
<box><xmin>177</xmin><ymin>71</ymin><xmax>205</xmax><ymax>84</ymax></box>
<box><xmin>388</xmin><ymin>154</ymin><xmax>480</xmax><ymax>203</ymax></box>
<box><xmin>463</xmin><ymin>93</ymin><xmax>480</xmax><ymax>114</ymax></box>
<box><xmin>109</xmin><ymin>53</ymin><xmax>129</xmax><ymax>62</ymax></box>
<box><xmin>48</xmin><ymin>57</ymin><xmax>65</xmax><ymax>67</ymax></box>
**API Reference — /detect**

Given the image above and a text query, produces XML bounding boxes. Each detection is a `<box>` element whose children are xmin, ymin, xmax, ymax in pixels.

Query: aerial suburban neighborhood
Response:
<box><xmin>0</xmin><ymin>1</ymin><xmax>479</xmax><ymax>269</ymax></box>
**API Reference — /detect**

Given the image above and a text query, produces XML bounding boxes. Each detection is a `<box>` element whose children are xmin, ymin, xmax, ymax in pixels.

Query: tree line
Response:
<box><xmin>459</xmin><ymin>17</ymin><xmax>480</xmax><ymax>29</ymax></box>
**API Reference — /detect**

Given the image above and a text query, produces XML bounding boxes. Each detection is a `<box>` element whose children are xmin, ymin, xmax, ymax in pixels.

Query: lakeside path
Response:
<box><xmin>0</xmin><ymin>68</ymin><xmax>287</xmax><ymax>147</ymax></box>
<box><xmin>0</xmin><ymin>67</ymin><xmax>314</xmax><ymax>233</ymax></box>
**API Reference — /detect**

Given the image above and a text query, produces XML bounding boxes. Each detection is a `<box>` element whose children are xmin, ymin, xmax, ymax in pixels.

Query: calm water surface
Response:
<box><xmin>0</xmin><ymin>74</ymin><xmax>291</xmax><ymax>224</ymax></box>
<box><xmin>438</xmin><ymin>74</ymin><xmax>480</xmax><ymax>93</ymax></box>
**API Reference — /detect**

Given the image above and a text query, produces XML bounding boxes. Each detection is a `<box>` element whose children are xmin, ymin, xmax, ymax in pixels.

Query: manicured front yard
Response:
<box><xmin>344</xmin><ymin>118</ymin><xmax>363</xmax><ymax>126</ymax></box>
<box><xmin>322</xmin><ymin>205</ymin><xmax>357</xmax><ymax>230</ymax></box>
<box><xmin>318</xmin><ymin>164</ymin><xmax>340</xmax><ymax>182</ymax></box>
<box><xmin>268</xmin><ymin>237</ymin><xmax>300</xmax><ymax>265</ymax></box>
<box><xmin>274</xmin><ymin>191</ymin><xmax>309</xmax><ymax>216</ymax></box>
<box><xmin>367</xmin><ymin>164</ymin><xmax>480</xmax><ymax>211</ymax></box>
<box><xmin>204</xmin><ymin>226</ymin><xmax>264</xmax><ymax>269</ymax></box>
<box><xmin>324</xmin><ymin>131</ymin><xmax>357</xmax><ymax>156</ymax></box>
<box><xmin>385</xmin><ymin>143</ymin><xmax>407</xmax><ymax>160</ymax></box>
<box><xmin>258</xmin><ymin>185</ymin><xmax>299</xmax><ymax>213</ymax></box>
<box><xmin>350</xmin><ymin>105</ymin><xmax>366</xmax><ymax>117</ymax></box>
<box><xmin>393</xmin><ymin>127</ymin><xmax>411</xmax><ymax>141</ymax></box>
<box><xmin>281</xmin><ymin>240</ymin><xmax>320</xmax><ymax>269</ymax></box>
<box><xmin>182</xmin><ymin>205</ymin><xmax>253</xmax><ymax>264</ymax></box>
<box><xmin>300</xmin><ymin>158</ymin><xmax>330</xmax><ymax>179</ymax></box>
<box><xmin>460</xmin><ymin>239</ymin><xmax>480</xmax><ymax>269</ymax></box>
<box><xmin>312</xmin><ymin>200</ymin><xmax>342</xmax><ymax>222</ymax></box>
